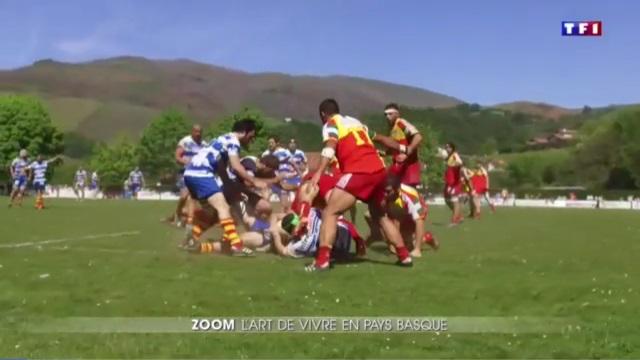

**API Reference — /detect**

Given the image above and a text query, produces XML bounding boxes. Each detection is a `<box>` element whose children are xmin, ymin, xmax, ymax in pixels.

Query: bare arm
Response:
<box><xmin>175</xmin><ymin>147</ymin><xmax>189</xmax><ymax>166</ymax></box>
<box><xmin>311</xmin><ymin>140</ymin><xmax>336</xmax><ymax>185</ymax></box>
<box><xmin>407</xmin><ymin>133</ymin><xmax>423</xmax><ymax>156</ymax></box>
<box><xmin>373</xmin><ymin>134</ymin><xmax>401</xmax><ymax>151</ymax></box>
<box><xmin>229</xmin><ymin>155</ymin><xmax>259</xmax><ymax>187</ymax></box>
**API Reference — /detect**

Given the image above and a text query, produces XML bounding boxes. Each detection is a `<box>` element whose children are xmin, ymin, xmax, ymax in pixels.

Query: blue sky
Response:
<box><xmin>1</xmin><ymin>0</ymin><xmax>638</xmax><ymax>107</ymax></box>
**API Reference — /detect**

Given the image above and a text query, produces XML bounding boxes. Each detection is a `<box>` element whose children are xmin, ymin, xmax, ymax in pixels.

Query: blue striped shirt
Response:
<box><xmin>185</xmin><ymin>133</ymin><xmax>240</xmax><ymax>178</ymax></box>
<box><xmin>263</xmin><ymin>147</ymin><xmax>294</xmax><ymax>173</ymax></box>
<box><xmin>286</xmin><ymin>208</ymin><xmax>322</xmax><ymax>258</ymax></box>
<box><xmin>178</xmin><ymin>135</ymin><xmax>207</xmax><ymax>168</ymax></box>
<box><xmin>29</xmin><ymin>161</ymin><xmax>49</xmax><ymax>184</ymax></box>
<box><xmin>129</xmin><ymin>170</ymin><xmax>144</xmax><ymax>185</ymax></box>
<box><xmin>11</xmin><ymin>158</ymin><xmax>29</xmax><ymax>178</ymax></box>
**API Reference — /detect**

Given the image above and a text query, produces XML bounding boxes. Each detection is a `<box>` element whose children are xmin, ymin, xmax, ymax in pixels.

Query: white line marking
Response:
<box><xmin>0</xmin><ymin>231</ymin><xmax>141</xmax><ymax>249</ymax></box>
<box><xmin>48</xmin><ymin>245</ymin><xmax>157</xmax><ymax>255</ymax></box>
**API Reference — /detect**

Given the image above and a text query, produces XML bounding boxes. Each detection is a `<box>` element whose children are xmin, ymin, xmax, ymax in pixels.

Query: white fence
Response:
<box><xmin>43</xmin><ymin>186</ymin><xmax>640</xmax><ymax>211</ymax></box>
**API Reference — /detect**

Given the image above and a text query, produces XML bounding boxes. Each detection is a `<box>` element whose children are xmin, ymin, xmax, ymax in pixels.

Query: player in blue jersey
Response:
<box><xmin>128</xmin><ymin>167</ymin><xmax>145</xmax><ymax>199</ymax></box>
<box><xmin>262</xmin><ymin>136</ymin><xmax>298</xmax><ymax>212</ymax></box>
<box><xmin>28</xmin><ymin>154</ymin><xmax>62</xmax><ymax>209</ymax></box>
<box><xmin>287</xmin><ymin>138</ymin><xmax>307</xmax><ymax>187</ymax></box>
<box><xmin>182</xmin><ymin>119</ymin><xmax>266</xmax><ymax>256</ymax></box>
<box><xmin>73</xmin><ymin>166</ymin><xmax>88</xmax><ymax>200</ymax></box>
<box><xmin>8</xmin><ymin>149</ymin><xmax>30</xmax><ymax>208</ymax></box>
<box><xmin>168</xmin><ymin>125</ymin><xmax>206</xmax><ymax>226</ymax></box>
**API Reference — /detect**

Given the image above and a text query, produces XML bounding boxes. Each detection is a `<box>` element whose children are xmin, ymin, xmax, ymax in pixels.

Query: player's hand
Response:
<box><xmin>309</xmin><ymin>172</ymin><xmax>321</xmax><ymax>186</ymax></box>
<box><xmin>253</xmin><ymin>179</ymin><xmax>267</xmax><ymax>189</ymax></box>
<box><xmin>396</xmin><ymin>153</ymin><xmax>408</xmax><ymax>163</ymax></box>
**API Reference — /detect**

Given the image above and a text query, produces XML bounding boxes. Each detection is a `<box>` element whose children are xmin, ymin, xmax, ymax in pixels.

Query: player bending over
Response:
<box><xmin>263</xmin><ymin>136</ymin><xmax>297</xmax><ymax>213</ymax></box>
<box><xmin>380</xmin><ymin>175</ymin><xmax>438</xmax><ymax>257</ymax></box>
<box><xmin>29</xmin><ymin>154</ymin><xmax>62</xmax><ymax>210</ymax></box>
<box><xmin>182</xmin><ymin>119</ymin><xmax>266</xmax><ymax>256</ymax></box>
<box><xmin>307</xmin><ymin>98</ymin><xmax>412</xmax><ymax>271</ymax></box>
<box><xmin>8</xmin><ymin>149</ymin><xmax>30</xmax><ymax>208</ymax></box>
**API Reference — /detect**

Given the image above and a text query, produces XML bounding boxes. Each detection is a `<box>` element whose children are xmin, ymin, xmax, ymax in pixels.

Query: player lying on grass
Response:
<box><xmin>272</xmin><ymin>183</ymin><xmax>365</xmax><ymax>259</ymax></box>
<box><xmin>182</xmin><ymin>119</ymin><xmax>266</xmax><ymax>256</ymax></box>
<box><xmin>379</xmin><ymin>175</ymin><xmax>438</xmax><ymax>258</ymax></box>
<box><xmin>307</xmin><ymin>98</ymin><xmax>412</xmax><ymax>271</ymax></box>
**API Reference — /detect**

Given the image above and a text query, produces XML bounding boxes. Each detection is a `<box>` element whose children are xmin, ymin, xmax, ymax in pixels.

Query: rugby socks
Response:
<box><xmin>199</xmin><ymin>242</ymin><xmax>216</xmax><ymax>253</ymax></box>
<box><xmin>35</xmin><ymin>194</ymin><xmax>44</xmax><ymax>209</ymax></box>
<box><xmin>220</xmin><ymin>218</ymin><xmax>242</xmax><ymax>248</ymax></box>
<box><xmin>394</xmin><ymin>245</ymin><xmax>410</xmax><ymax>262</ymax></box>
<box><xmin>341</xmin><ymin>220</ymin><xmax>366</xmax><ymax>254</ymax></box>
<box><xmin>315</xmin><ymin>245</ymin><xmax>332</xmax><ymax>267</ymax></box>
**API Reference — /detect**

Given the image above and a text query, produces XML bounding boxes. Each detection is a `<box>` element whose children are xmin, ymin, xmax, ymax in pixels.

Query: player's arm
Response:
<box><xmin>373</xmin><ymin>133</ymin><xmax>402</xmax><ymax>152</ymax></box>
<box><xmin>401</xmin><ymin>120</ymin><xmax>423</xmax><ymax>156</ymax></box>
<box><xmin>228</xmin><ymin>154</ymin><xmax>264</xmax><ymax>188</ymax></box>
<box><xmin>271</xmin><ymin>225</ymin><xmax>292</xmax><ymax>257</ymax></box>
<box><xmin>9</xmin><ymin>161</ymin><xmax>15</xmax><ymax>179</ymax></box>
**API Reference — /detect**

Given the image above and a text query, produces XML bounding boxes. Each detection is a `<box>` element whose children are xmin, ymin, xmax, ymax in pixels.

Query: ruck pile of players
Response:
<box><xmin>166</xmin><ymin>99</ymin><xmax>494</xmax><ymax>271</ymax></box>
<box><xmin>6</xmin><ymin>98</ymin><xmax>494</xmax><ymax>271</ymax></box>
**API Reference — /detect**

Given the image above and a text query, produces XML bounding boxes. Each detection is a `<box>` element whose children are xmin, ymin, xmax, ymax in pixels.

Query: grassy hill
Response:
<box><xmin>0</xmin><ymin>57</ymin><xmax>461</xmax><ymax>141</ymax></box>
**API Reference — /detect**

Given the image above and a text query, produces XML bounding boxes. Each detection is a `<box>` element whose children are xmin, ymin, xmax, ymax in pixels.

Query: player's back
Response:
<box><xmin>30</xmin><ymin>161</ymin><xmax>48</xmax><ymax>182</ymax></box>
<box><xmin>323</xmin><ymin>114</ymin><xmax>384</xmax><ymax>174</ymax></box>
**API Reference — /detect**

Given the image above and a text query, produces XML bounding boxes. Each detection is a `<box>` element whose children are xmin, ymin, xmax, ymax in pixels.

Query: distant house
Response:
<box><xmin>526</xmin><ymin>128</ymin><xmax>576</xmax><ymax>150</ymax></box>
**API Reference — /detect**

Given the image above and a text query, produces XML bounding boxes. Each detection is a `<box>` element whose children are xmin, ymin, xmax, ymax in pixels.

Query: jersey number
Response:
<box><xmin>351</xmin><ymin>129</ymin><xmax>372</xmax><ymax>146</ymax></box>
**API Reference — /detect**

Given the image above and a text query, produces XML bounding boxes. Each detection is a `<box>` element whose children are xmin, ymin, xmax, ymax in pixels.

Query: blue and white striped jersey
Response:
<box><xmin>286</xmin><ymin>208</ymin><xmax>322</xmax><ymax>258</ymax></box>
<box><xmin>11</xmin><ymin>158</ymin><xmax>29</xmax><ymax>178</ymax></box>
<box><xmin>29</xmin><ymin>161</ymin><xmax>49</xmax><ymax>184</ymax></box>
<box><xmin>289</xmin><ymin>149</ymin><xmax>307</xmax><ymax>168</ymax></box>
<box><xmin>129</xmin><ymin>170</ymin><xmax>144</xmax><ymax>185</ymax></box>
<box><xmin>185</xmin><ymin>133</ymin><xmax>240</xmax><ymax>178</ymax></box>
<box><xmin>75</xmin><ymin>169</ymin><xmax>87</xmax><ymax>184</ymax></box>
<box><xmin>177</xmin><ymin>135</ymin><xmax>207</xmax><ymax>168</ymax></box>
<box><xmin>263</xmin><ymin>147</ymin><xmax>293</xmax><ymax>173</ymax></box>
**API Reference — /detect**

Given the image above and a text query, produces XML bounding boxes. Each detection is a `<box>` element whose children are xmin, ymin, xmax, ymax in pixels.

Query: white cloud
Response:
<box><xmin>55</xmin><ymin>37</ymin><xmax>100</xmax><ymax>56</ymax></box>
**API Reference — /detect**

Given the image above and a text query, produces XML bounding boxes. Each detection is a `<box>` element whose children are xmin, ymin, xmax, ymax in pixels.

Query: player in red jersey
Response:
<box><xmin>306</xmin><ymin>99</ymin><xmax>412</xmax><ymax>271</ymax></box>
<box><xmin>373</xmin><ymin>103</ymin><xmax>423</xmax><ymax>187</ymax></box>
<box><xmin>469</xmin><ymin>163</ymin><xmax>495</xmax><ymax>218</ymax></box>
<box><xmin>443</xmin><ymin>142</ymin><xmax>464</xmax><ymax>225</ymax></box>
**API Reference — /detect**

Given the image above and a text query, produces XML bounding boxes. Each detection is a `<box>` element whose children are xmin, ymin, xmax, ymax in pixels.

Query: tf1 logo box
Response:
<box><xmin>562</xmin><ymin>21</ymin><xmax>603</xmax><ymax>36</ymax></box>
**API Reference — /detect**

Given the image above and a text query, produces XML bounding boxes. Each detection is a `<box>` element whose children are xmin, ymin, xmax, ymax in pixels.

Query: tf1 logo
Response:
<box><xmin>562</xmin><ymin>21</ymin><xmax>602</xmax><ymax>36</ymax></box>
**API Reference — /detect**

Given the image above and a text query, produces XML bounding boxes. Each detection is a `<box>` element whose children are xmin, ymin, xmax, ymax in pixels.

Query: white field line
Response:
<box><xmin>47</xmin><ymin>245</ymin><xmax>157</xmax><ymax>255</ymax></box>
<box><xmin>0</xmin><ymin>231</ymin><xmax>140</xmax><ymax>249</ymax></box>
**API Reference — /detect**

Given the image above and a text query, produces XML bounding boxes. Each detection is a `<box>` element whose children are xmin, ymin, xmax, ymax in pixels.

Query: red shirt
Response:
<box><xmin>322</xmin><ymin>114</ymin><xmax>384</xmax><ymax>174</ymax></box>
<box><xmin>444</xmin><ymin>152</ymin><xmax>462</xmax><ymax>186</ymax></box>
<box><xmin>388</xmin><ymin>118</ymin><xmax>422</xmax><ymax>185</ymax></box>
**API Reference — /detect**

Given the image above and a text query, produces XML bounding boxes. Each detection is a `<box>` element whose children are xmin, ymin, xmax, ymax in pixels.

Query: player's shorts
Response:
<box><xmin>285</xmin><ymin>175</ymin><xmax>302</xmax><ymax>187</ymax></box>
<box><xmin>444</xmin><ymin>183</ymin><xmax>462</xmax><ymax>200</ymax></box>
<box><xmin>33</xmin><ymin>181</ymin><xmax>46</xmax><ymax>192</ymax></box>
<box><xmin>89</xmin><ymin>183</ymin><xmax>98</xmax><ymax>190</ymax></box>
<box><xmin>129</xmin><ymin>184</ymin><xmax>141</xmax><ymax>193</ymax></box>
<box><xmin>331</xmin><ymin>225</ymin><xmax>352</xmax><ymax>260</ymax></box>
<box><xmin>251</xmin><ymin>218</ymin><xmax>272</xmax><ymax>246</ymax></box>
<box><xmin>13</xmin><ymin>176</ymin><xmax>27</xmax><ymax>190</ymax></box>
<box><xmin>388</xmin><ymin>161</ymin><xmax>422</xmax><ymax>187</ymax></box>
<box><xmin>184</xmin><ymin>176</ymin><xmax>222</xmax><ymax>201</ymax></box>
<box><xmin>335</xmin><ymin>170</ymin><xmax>386</xmax><ymax>203</ymax></box>
<box><xmin>223</xmin><ymin>180</ymin><xmax>262</xmax><ymax>210</ymax></box>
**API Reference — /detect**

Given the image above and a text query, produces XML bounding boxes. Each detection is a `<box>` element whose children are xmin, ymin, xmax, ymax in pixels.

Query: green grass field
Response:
<box><xmin>0</xmin><ymin>199</ymin><xmax>638</xmax><ymax>359</ymax></box>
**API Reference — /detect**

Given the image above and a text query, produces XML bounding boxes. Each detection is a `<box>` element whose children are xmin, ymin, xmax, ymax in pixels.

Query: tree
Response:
<box><xmin>137</xmin><ymin>109</ymin><xmax>191</xmax><ymax>183</ymax></box>
<box><xmin>0</xmin><ymin>95</ymin><xmax>64</xmax><ymax>182</ymax></box>
<box><xmin>90</xmin><ymin>136</ymin><xmax>138</xmax><ymax>188</ymax></box>
<box><xmin>63</xmin><ymin>132</ymin><xmax>95</xmax><ymax>159</ymax></box>
<box><xmin>479</xmin><ymin>137</ymin><xmax>498</xmax><ymax>155</ymax></box>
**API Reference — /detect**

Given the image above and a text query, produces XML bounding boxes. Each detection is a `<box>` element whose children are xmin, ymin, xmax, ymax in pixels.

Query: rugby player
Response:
<box><xmin>381</xmin><ymin>175</ymin><xmax>438</xmax><ymax>258</ymax></box>
<box><xmin>306</xmin><ymin>98</ymin><xmax>412</xmax><ymax>271</ymax></box>
<box><xmin>262</xmin><ymin>136</ymin><xmax>297</xmax><ymax>212</ymax></box>
<box><xmin>8</xmin><ymin>149</ymin><xmax>30</xmax><ymax>208</ymax></box>
<box><xmin>468</xmin><ymin>163</ymin><xmax>495</xmax><ymax>218</ymax></box>
<box><xmin>287</xmin><ymin>138</ymin><xmax>307</xmax><ymax>186</ymax></box>
<box><xmin>182</xmin><ymin>119</ymin><xmax>266</xmax><ymax>256</ymax></box>
<box><xmin>374</xmin><ymin>103</ymin><xmax>423</xmax><ymax>187</ymax></box>
<box><xmin>28</xmin><ymin>154</ymin><xmax>62</xmax><ymax>210</ymax></box>
<box><xmin>167</xmin><ymin>125</ymin><xmax>206</xmax><ymax>226</ymax></box>
<box><xmin>128</xmin><ymin>167</ymin><xmax>145</xmax><ymax>199</ymax></box>
<box><xmin>90</xmin><ymin>171</ymin><xmax>100</xmax><ymax>192</ymax></box>
<box><xmin>443</xmin><ymin>142</ymin><xmax>464</xmax><ymax>225</ymax></box>
<box><xmin>73</xmin><ymin>166</ymin><xmax>88</xmax><ymax>200</ymax></box>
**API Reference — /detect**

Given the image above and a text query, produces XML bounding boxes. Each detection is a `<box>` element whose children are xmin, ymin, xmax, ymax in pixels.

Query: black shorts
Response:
<box><xmin>331</xmin><ymin>226</ymin><xmax>352</xmax><ymax>260</ymax></box>
<box><xmin>223</xmin><ymin>181</ymin><xmax>261</xmax><ymax>207</ymax></box>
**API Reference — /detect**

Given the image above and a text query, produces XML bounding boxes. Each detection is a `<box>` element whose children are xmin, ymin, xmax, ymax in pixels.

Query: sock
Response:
<box><xmin>220</xmin><ymin>218</ymin><xmax>241</xmax><ymax>247</ymax></box>
<box><xmin>394</xmin><ymin>245</ymin><xmax>410</xmax><ymax>261</ymax></box>
<box><xmin>200</xmin><ymin>242</ymin><xmax>215</xmax><ymax>253</ymax></box>
<box><xmin>192</xmin><ymin>225</ymin><xmax>202</xmax><ymax>241</ymax></box>
<box><xmin>315</xmin><ymin>245</ymin><xmax>332</xmax><ymax>266</ymax></box>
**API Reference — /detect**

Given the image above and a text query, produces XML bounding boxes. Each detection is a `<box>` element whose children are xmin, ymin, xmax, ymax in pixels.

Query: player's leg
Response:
<box><xmin>311</xmin><ymin>188</ymin><xmax>357</xmax><ymax>270</ymax></box>
<box><xmin>338</xmin><ymin>218</ymin><xmax>366</xmax><ymax>257</ymax></box>
<box><xmin>170</xmin><ymin>188</ymin><xmax>189</xmax><ymax>225</ymax></box>
<box><xmin>370</xmin><ymin>202</ymin><xmax>412</xmax><ymax>266</ymax></box>
<box><xmin>206</xmin><ymin>192</ymin><xmax>252</xmax><ymax>256</ymax></box>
